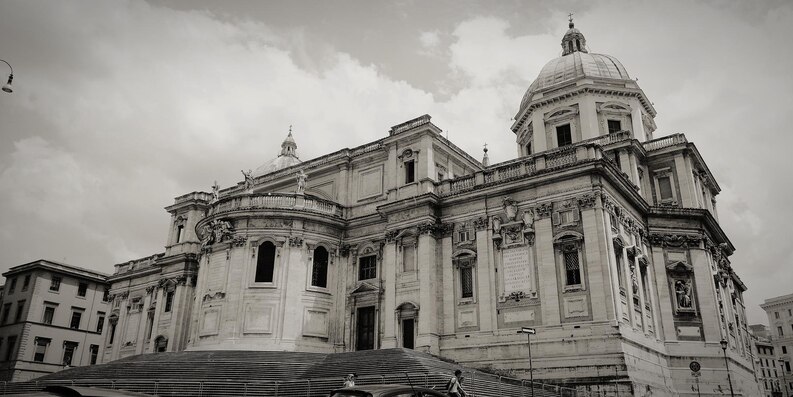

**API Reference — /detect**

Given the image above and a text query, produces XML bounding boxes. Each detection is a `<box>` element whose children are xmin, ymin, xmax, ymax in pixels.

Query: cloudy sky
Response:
<box><xmin>0</xmin><ymin>0</ymin><xmax>790</xmax><ymax>324</ymax></box>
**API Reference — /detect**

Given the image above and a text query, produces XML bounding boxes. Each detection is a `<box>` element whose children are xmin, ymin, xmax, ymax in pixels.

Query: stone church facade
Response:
<box><xmin>101</xmin><ymin>22</ymin><xmax>757</xmax><ymax>396</ymax></box>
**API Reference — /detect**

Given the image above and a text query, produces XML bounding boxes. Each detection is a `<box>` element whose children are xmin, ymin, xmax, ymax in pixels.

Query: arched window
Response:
<box><xmin>256</xmin><ymin>242</ymin><xmax>276</xmax><ymax>282</ymax></box>
<box><xmin>311</xmin><ymin>246</ymin><xmax>328</xmax><ymax>288</ymax></box>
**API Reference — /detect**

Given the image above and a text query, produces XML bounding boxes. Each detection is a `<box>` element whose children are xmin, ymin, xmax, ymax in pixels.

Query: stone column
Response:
<box><xmin>578</xmin><ymin>97</ymin><xmax>599</xmax><ymax>140</ymax></box>
<box><xmin>475</xmin><ymin>225</ymin><xmax>495</xmax><ymax>332</ymax></box>
<box><xmin>581</xmin><ymin>203</ymin><xmax>608</xmax><ymax>322</ymax></box>
<box><xmin>281</xmin><ymin>238</ymin><xmax>306</xmax><ymax>344</ymax></box>
<box><xmin>535</xmin><ymin>215</ymin><xmax>560</xmax><ymax>325</ymax></box>
<box><xmin>381</xmin><ymin>238</ymin><xmax>398</xmax><ymax>348</ymax></box>
<box><xmin>416</xmin><ymin>229</ymin><xmax>439</xmax><ymax>354</ymax></box>
<box><xmin>135</xmin><ymin>293</ymin><xmax>152</xmax><ymax>354</ymax></box>
<box><xmin>651</xmin><ymin>246</ymin><xmax>676</xmax><ymax>341</ymax></box>
<box><xmin>602</xmin><ymin>210</ymin><xmax>622</xmax><ymax>324</ymax></box>
<box><xmin>692</xmin><ymin>248</ymin><xmax>721</xmax><ymax>343</ymax></box>
<box><xmin>440</xmin><ymin>234</ymin><xmax>455</xmax><ymax>335</ymax></box>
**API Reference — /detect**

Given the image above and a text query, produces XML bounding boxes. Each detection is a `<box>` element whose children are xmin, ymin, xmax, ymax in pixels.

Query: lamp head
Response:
<box><xmin>720</xmin><ymin>339</ymin><xmax>728</xmax><ymax>350</ymax></box>
<box><xmin>2</xmin><ymin>74</ymin><xmax>13</xmax><ymax>93</ymax></box>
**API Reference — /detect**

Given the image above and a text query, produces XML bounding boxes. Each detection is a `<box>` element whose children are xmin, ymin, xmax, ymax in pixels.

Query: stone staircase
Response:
<box><xmin>0</xmin><ymin>349</ymin><xmax>579</xmax><ymax>396</ymax></box>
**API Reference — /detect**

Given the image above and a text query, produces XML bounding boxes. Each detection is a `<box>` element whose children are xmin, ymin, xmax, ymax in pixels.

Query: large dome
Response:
<box><xmin>517</xmin><ymin>21</ymin><xmax>631</xmax><ymax>115</ymax></box>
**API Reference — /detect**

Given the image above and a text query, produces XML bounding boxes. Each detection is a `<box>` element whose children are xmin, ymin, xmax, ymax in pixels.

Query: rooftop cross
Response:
<box><xmin>568</xmin><ymin>13</ymin><xmax>574</xmax><ymax>28</ymax></box>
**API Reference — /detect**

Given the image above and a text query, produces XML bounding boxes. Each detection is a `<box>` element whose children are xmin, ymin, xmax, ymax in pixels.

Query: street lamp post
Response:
<box><xmin>720</xmin><ymin>339</ymin><xmax>735</xmax><ymax>397</ymax></box>
<box><xmin>779</xmin><ymin>359</ymin><xmax>789</xmax><ymax>397</ymax></box>
<box><xmin>518</xmin><ymin>327</ymin><xmax>536</xmax><ymax>397</ymax></box>
<box><xmin>0</xmin><ymin>59</ymin><xmax>13</xmax><ymax>93</ymax></box>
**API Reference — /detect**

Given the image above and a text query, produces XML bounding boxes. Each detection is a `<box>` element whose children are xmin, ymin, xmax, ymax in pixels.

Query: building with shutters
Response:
<box><xmin>761</xmin><ymin>293</ymin><xmax>793</xmax><ymax>395</ymax></box>
<box><xmin>33</xmin><ymin>20</ymin><xmax>757</xmax><ymax>396</ymax></box>
<box><xmin>0</xmin><ymin>260</ymin><xmax>110</xmax><ymax>382</ymax></box>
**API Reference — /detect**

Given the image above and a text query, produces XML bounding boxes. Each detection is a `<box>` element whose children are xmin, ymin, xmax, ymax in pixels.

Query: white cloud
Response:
<box><xmin>419</xmin><ymin>30</ymin><xmax>441</xmax><ymax>48</ymax></box>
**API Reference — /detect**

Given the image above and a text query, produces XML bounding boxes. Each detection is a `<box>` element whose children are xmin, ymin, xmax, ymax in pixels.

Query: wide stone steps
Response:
<box><xmin>1</xmin><ymin>349</ymin><xmax>576</xmax><ymax>396</ymax></box>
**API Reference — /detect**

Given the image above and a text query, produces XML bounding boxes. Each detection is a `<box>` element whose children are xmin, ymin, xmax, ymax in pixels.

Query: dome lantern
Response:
<box><xmin>561</xmin><ymin>15</ymin><xmax>587</xmax><ymax>56</ymax></box>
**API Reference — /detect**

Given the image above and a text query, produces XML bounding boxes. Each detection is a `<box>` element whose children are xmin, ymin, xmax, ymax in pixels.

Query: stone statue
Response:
<box><xmin>211</xmin><ymin>181</ymin><xmax>220</xmax><ymax>202</ymax></box>
<box><xmin>675</xmin><ymin>279</ymin><xmax>692</xmax><ymax>308</ymax></box>
<box><xmin>522</xmin><ymin>208</ymin><xmax>534</xmax><ymax>229</ymax></box>
<box><xmin>296</xmin><ymin>169</ymin><xmax>307</xmax><ymax>194</ymax></box>
<box><xmin>503</xmin><ymin>197</ymin><xmax>518</xmax><ymax>221</ymax></box>
<box><xmin>492</xmin><ymin>217</ymin><xmax>502</xmax><ymax>234</ymax></box>
<box><xmin>241</xmin><ymin>169</ymin><xmax>254</xmax><ymax>191</ymax></box>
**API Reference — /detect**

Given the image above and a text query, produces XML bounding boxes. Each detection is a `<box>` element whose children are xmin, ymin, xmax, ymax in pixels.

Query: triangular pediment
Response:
<box><xmin>350</xmin><ymin>281</ymin><xmax>381</xmax><ymax>295</ymax></box>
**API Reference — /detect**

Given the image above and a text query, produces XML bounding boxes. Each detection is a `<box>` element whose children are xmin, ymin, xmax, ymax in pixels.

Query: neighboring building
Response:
<box><xmin>0</xmin><ymin>260</ymin><xmax>110</xmax><ymax>382</ymax></box>
<box><xmin>761</xmin><ymin>293</ymin><xmax>793</xmax><ymax>395</ymax></box>
<box><xmin>96</xmin><ymin>20</ymin><xmax>756</xmax><ymax>396</ymax></box>
<box><xmin>750</xmin><ymin>324</ymin><xmax>784</xmax><ymax>397</ymax></box>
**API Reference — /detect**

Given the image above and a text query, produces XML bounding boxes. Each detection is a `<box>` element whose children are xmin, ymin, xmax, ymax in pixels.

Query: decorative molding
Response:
<box><xmin>649</xmin><ymin>233</ymin><xmax>701</xmax><ymax>248</ymax></box>
<box><xmin>231</xmin><ymin>236</ymin><xmax>247</xmax><ymax>247</ymax></box>
<box><xmin>535</xmin><ymin>202</ymin><xmax>553</xmax><ymax>218</ymax></box>
<box><xmin>339</xmin><ymin>244</ymin><xmax>351</xmax><ymax>257</ymax></box>
<box><xmin>199</xmin><ymin>219</ymin><xmax>234</xmax><ymax>247</ymax></box>
<box><xmin>577</xmin><ymin>193</ymin><xmax>596</xmax><ymax>209</ymax></box>
<box><xmin>384</xmin><ymin>230</ymin><xmax>399</xmax><ymax>243</ymax></box>
<box><xmin>288</xmin><ymin>236</ymin><xmax>304</xmax><ymax>247</ymax></box>
<box><xmin>145</xmin><ymin>286</ymin><xmax>156</xmax><ymax>295</ymax></box>
<box><xmin>203</xmin><ymin>291</ymin><xmax>226</xmax><ymax>303</ymax></box>
<box><xmin>473</xmin><ymin>216</ymin><xmax>488</xmax><ymax>231</ymax></box>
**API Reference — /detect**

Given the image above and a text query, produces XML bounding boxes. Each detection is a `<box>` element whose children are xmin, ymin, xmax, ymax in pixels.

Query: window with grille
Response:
<box><xmin>556</xmin><ymin>124</ymin><xmax>572</xmax><ymax>147</ymax></box>
<box><xmin>50</xmin><ymin>275</ymin><xmax>62</xmax><ymax>291</ymax></box>
<box><xmin>311</xmin><ymin>247</ymin><xmax>329</xmax><ymax>288</ymax></box>
<box><xmin>564</xmin><ymin>249</ymin><xmax>582</xmax><ymax>286</ymax></box>
<box><xmin>460</xmin><ymin>267</ymin><xmax>474</xmax><ymax>299</ymax></box>
<box><xmin>608</xmin><ymin>119</ymin><xmax>622</xmax><ymax>134</ymax></box>
<box><xmin>359</xmin><ymin>255</ymin><xmax>377</xmax><ymax>280</ymax></box>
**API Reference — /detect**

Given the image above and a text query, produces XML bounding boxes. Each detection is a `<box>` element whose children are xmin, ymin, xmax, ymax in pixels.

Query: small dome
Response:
<box><xmin>517</xmin><ymin>21</ymin><xmax>631</xmax><ymax>115</ymax></box>
<box><xmin>251</xmin><ymin>131</ymin><xmax>302</xmax><ymax>177</ymax></box>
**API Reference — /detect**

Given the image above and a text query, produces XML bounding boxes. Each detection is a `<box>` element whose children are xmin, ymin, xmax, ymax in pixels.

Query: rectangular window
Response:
<box><xmin>787</xmin><ymin>361</ymin><xmax>791</xmax><ymax>372</ymax></box>
<box><xmin>89</xmin><ymin>344</ymin><xmax>99</xmax><ymax>365</ymax></box>
<box><xmin>50</xmin><ymin>275</ymin><xmax>62</xmax><ymax>291</ymax></box>
<box><xmin>784</xmin><ymin>346</ymin><xmax>788</xmax><ymax>354</ymax></box>
<box><xmin>5</xmin><ymin>336</ymin><xmax>17</xmax><ymax>361</ymax></box>
<box><xmin>779</xmin><ymin>326</ymin><xmax>784</xmax><ymax>336</ymax></box>
<box><xmin>658</xmin><ymin>175</ymin><xmax>674</xmax><ymax>201</ymax></box>
<box><xmin>102</xmin><ymin>289</ymin><xmax>110</xmax><ymax>302</ymax></box>
<box><xmin>358</xmin><ymin>255</ymin><xmax>377</xmax><ymax>280</ymax></box>
<box><xmin>776</xmin><ymin>311</ymin><xmax>780</xmax><ymax>319</ymax></box>
<box><xmin>77</xmin><ymin>282</ymin><xmax>88</xmax><ymax>297</ymax></box>
<box><xmin>164</xmin><ymin>291</ymin><xmax>174</xmax><ymax>313</ymax></box>
<box><xmin>1</xmin><ymin>303</ymin><xmax>11</xmax><ymax>324</ymax></box>
<box><xmin>457</xmin><ymin>229</ymin><xmax>471</xmax><ymax>243</ymax></box>
<box><xmin>96</xmin><ymin>313</ymin><xmax>105</xmax><ymax>334</ymax></box>
<box><xmin>22</xmin><ymin>275</ymin><xmax>30</xmax><ymax>291</ymax></box>
<box><xmin>404</xmin><ymin>160</ymin><xmax>415</xmax><ymax>184</ymax></box>
<box><xmin>33</xmin><ymin>338</ymin><xmax>50</xmax><ymax>362</ymax></box>
<box><xmin>62</xmin><ymin>342</ymin><xmax>78</xmax><ymax>366</ymax></box>
<box><xmin>556</xmin><ymin>124</ymin><xmax>572</xmax><ymax>147</ymax></box>
<box><xmin>70</xmin><ymin>310</ymin><xmax>82</xmax><ymax>329</ymax></box>
<box><xmin>460</xmin><ymin>267</ymin><xmax>474</xmax><ymax>299</ymax></box>
<box><xmin>14</xmin><ymin>300</ymin><xmax>25</xmax><ymax>322</ymax></box>
<box><xmin>607</xmin><ymin>119</ymin><xmax>622</xmax><ymax>134</ymax></box>
<box><xmin>564</xmin><ymin>250</ymin><xmax>582</xmax><ymax>286</ymax></box>
<box><xmin>8</xmin><ymin>277</ymin><xmax>17</xmax><ymax>294</ymax></box>
<box><xmin>43</xmin><ymin>306</ymin><xmax>55</xmax><ymax>325</ymax></box>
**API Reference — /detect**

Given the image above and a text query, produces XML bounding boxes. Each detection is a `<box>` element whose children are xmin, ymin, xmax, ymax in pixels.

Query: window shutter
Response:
<box><xmin>552</xmin><ymin>212</ymin><xmax>560</xmax><ymax>225</ymax></box>
<box><xmin>572</xmin><ymin>209</ymin><xmax>580</xmax><ymax>222</ymax></box>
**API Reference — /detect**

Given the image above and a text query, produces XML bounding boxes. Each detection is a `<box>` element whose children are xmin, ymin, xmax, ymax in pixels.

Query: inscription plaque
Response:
<box><xmin>501</xmin><ymin>246</ymin><xmax>533</xmax><ymax>295</ymax></box>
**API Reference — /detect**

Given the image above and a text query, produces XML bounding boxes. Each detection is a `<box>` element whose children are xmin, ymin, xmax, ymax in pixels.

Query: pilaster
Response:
<box><xmin>475</xmin><ymin>228</ymin><xmax>494</xmax><ymax>332</ymax></box>
<box><xmin>441</xmin><ymin>235</ymin><xmax>455</xmax><ymax>335</ymax></box>
<box><xmin>417</xmin><ymin>232</ymin><xmax>439</xmax><ymax>354</ymax></box>
<box><xmin>535</xmin><ymin>217</ymin><xmax>560</xmax><ymax>325</ymax></box>
<box><xmin>381</xmin><ymin>240</ymin><xmax>398</xmax><ymax>348</ymax></box>
<box><xmin>578</xmin><ymin>97</ymin><xmax>599</xmax><ymax>140</ymax></box>
<box><xmin>581</xmin><ymin>207</ymin><xmax>608</xmax><ymax>322</ymax></box>
<box><xmin>692</xmin><ymin>248</ymin><xmax>720</xmax><ymax>343</ymax></box>
<box><xmin>531</xmin><ymin>111</ymin><xmax>547</xmax><ymax>152</ymax></box>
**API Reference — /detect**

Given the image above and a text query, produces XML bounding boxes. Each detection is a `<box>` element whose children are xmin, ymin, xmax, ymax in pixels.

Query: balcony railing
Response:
<box><xmin>643</xmin><ymin>133</ymin><xmax>687</xmax><ymax>151</ymax></box>
<box><xmin>208</xmin><ymin>193</ymin><xmax>343</xmax><ymax>217</ymax></box>
<box><xmin>438</xmin><ymin>142</ymin><xmax>611</xmax><ymax>197</ymax></box>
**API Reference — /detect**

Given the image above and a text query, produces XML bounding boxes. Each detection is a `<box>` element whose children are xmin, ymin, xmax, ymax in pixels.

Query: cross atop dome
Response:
<box><xmin>561</xmin><ymin>15</ymin><xmax>587</xmax><ymax>56</ymax></box>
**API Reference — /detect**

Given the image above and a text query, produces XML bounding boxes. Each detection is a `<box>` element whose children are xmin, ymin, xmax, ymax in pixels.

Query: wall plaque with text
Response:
<box><xmin>501</xmin><ymin>246</ymin><xmax>533</xmax><ymax>296</ymax></box>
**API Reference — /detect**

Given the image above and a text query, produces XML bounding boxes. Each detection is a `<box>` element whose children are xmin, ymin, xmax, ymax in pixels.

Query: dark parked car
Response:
<box><xmin>329</xmin><ymin>383</ymin><xmax>447</xmax><ymax>397</ymax></box>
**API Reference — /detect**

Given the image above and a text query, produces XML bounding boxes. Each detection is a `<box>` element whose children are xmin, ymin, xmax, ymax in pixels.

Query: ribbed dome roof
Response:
<box><xmin>251</xmin><ymin>131</ymin><xmax>302</xmax><ymax>177</ymax></box>
<box><xmin>517</xmin><ymin>21</ymin><xmax>631</xmax><ymax>115</ymax></box>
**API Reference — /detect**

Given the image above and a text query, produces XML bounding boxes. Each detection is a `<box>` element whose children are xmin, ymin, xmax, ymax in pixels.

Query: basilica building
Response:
<box><xmin>101</xmin><ymin>21</ymin><xmax>756</xmax><ymax>396</ymax></box>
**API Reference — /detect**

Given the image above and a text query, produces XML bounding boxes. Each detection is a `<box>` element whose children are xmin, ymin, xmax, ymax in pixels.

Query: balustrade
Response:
<box><xmin>208</xmin><ymin>193</ymin><xmax>342</xmax><ymax>217</ymax></box>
